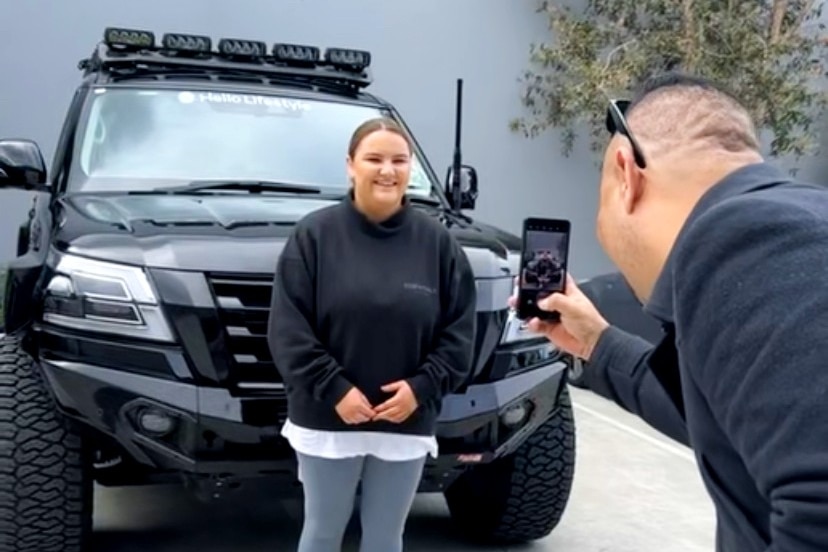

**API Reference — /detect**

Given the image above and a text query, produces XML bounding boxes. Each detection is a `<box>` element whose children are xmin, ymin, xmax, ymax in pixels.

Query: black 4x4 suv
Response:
<box><xmin>0</xmin><ymin>28</ymin><xmax>576</xmax><ymax>550</ymax></box>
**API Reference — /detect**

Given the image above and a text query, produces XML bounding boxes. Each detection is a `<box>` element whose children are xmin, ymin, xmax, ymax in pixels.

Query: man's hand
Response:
<box><xmin>510</xmin><ymin>272</ymin><xmax>610</xmax><ymax>361</ymax></box>
<box><xmin>335</xmin><ymin>386</ymin><xmax>376</xmax><ymax>424</ymax></box>
<box><xmin>374</xmin><ymin>380</ymin><xmax>418</xmax><ymax>423</ymax></box>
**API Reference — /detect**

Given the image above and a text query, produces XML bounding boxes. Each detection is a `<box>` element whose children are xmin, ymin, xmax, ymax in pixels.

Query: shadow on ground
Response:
<box><xmin>92</xmin><ymin>482</ymin><xmax>529</xmax><ymax>552</ymax></box>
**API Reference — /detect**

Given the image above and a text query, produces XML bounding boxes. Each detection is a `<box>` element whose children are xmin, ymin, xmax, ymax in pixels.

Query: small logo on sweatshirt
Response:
<box><xmin>403</xmin><ymin>282</ymin><xmax>437</xmax><ymax>295</ymax></box>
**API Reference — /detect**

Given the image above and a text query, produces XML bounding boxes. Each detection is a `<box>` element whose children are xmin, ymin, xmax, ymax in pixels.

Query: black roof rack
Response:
<box><xmin>78</xmin><ymin>32</ymin><xmax>373</xmax><ymax>95</ymax></box>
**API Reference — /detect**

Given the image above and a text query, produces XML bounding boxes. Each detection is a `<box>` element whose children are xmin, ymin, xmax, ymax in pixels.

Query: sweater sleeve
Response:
<box><xmin>406</xmin><ymin>236</ymin><xmax>477</xmax><ymax>406</ymax></box>
<box><xmin>674</xmin><ymin>197</ymin><xmax>828</xmax><ymax>551</ymax></box>
<box><xmin>266</xmin><ymin>226</ymin><xmax>353</xmax><ymax>408</ymax></box>
<box><xmin>585</xmin><ymin>325</ymin><xmax>690</xmax><ymax>446</ymax></box>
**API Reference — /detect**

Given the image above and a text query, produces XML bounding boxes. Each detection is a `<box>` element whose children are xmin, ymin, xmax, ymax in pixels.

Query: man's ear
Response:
<box><xmin>614</xmin><ymin>146</ymin><xmax>645</xmax><ymax>215</ymax></box>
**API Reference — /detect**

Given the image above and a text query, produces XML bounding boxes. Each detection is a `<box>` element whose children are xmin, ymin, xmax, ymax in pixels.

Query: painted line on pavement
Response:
<box><xmin>572</xmin><ymin>402</ymin><xmax>697</xmax><ymax>463</ymax></box>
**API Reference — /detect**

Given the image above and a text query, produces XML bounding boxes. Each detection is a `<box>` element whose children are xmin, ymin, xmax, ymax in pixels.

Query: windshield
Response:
<box><xmin>68</xmin><ymin>87</ymin><xmax>437</xmax><ymax>198</ymax></box>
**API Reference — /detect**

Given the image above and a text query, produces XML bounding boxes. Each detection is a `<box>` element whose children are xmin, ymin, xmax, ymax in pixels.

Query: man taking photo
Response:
<box><xmin>519</xmin><ymin>73</ymin><xmax>828</xmax><ymax>551</ymax></box>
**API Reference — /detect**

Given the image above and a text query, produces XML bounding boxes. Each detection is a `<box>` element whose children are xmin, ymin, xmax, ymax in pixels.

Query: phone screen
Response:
<box><xmin>517</xmin><ymin>218</ymin><xmax>571</xmax><ymax>321</ymax></box>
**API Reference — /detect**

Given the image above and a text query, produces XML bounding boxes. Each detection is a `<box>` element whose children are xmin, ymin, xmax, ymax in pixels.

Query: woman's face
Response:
<box><xmin>347</xmin><ymin>129</ymin><xmax>411</xmax><ymax>217</ymax></box>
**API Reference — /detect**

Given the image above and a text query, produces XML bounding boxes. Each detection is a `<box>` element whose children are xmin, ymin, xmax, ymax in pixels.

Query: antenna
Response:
<box><xmin>451</xmin><ymin>78</ymin><xmax>463</xmax><ymax>211</ymax></box>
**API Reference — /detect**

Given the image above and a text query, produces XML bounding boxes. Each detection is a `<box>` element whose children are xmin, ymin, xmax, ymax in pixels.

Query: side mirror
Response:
<box><xmin>444</xmin><ymin>164</ymin><xmax>479</xmax><ymax>211</ymax></box>
<box><xmin>0</xmin><ymin>139</ymin><xmax>48</xmax><ymax>192</ymax></box>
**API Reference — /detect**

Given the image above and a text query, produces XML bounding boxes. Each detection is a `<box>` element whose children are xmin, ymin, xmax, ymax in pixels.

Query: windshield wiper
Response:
<box><xmin>153</xmin><ymin>180</ymin><xmax>322</xmax><ymax>195</ymax></box>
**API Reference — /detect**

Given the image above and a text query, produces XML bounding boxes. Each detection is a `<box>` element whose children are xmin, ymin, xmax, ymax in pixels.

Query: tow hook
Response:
<box><xmin>183</xmin><ymin>473</ymin><xmax>238</xmax><ymax>501</ymax></box>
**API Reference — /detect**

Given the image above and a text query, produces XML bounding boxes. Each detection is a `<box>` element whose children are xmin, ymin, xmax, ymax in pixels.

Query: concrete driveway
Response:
<box><xmin>92</xmin><ymin>387</ymin><xmax>716</xmax><ymax>551</ymax></box>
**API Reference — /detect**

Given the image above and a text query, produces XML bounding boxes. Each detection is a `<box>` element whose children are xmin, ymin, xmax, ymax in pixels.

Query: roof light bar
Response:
<box><xmin>272</xmin><ymin>43</ymin><xmax>320</xmax><ymax>65</ymax></box>
<box><xmin>324</xmin><ymin>48</ymin><xmax>371</xmax><ymax>71</ymax></box>
<box><xmin>104</xmin><ymin>27</ymin><xmax>155</xmax><ymax>50</ymax></box>
<box><xmin>162</xmin><ymin>33</ymin><xmax>212</xmax><ymax>53</ymax></box>
<box><xmin>217</xmin><ymin>38</ymin><xmax>267</xmax><ymax>58</ymax></box>
<box><xmin>94</xmin><ymin>27</ymin><xmax>374</xmax><ymax>87</ymax></box>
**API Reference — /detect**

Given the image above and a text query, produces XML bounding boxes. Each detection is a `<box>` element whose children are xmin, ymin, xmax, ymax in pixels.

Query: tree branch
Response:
<box><xmin>683</xmin><ymin>0</ymin><xmax>696</xmax><ymax>68</ymax></box>
<box><xmin>602</xmin><ymin>39</ymin><xmax>637</xmax><ymax>72</ymax></box>
<box><xmin>770</xmin><ymin>0</ymin><xmax>788</xmax><ymax>44</ymax></box>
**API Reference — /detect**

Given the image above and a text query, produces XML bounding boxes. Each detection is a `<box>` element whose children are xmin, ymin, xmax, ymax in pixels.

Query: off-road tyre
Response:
<box><xmin>444</xmin><ymin>385</ymin><xmax>576</xmax><ymax>543</ymax></box>
<box><xmin>0</xmin><ymin>334</ymin><xmax>93</xmax><ymax>551</ymax></box>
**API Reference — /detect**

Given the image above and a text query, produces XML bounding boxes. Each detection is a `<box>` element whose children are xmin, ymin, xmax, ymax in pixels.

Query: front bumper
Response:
<box><xmin>38</xmin><ymin>347</ymin><xmax>569</xmax><ymax>493</ymax></box>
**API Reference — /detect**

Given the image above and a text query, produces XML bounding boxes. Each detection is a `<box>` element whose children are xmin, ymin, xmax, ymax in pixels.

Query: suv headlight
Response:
<box><xmin>42</xmin><ymin>253</ymin><xmax>175</xmax><ymax>342</ymax></box>
<box><xmin>506</xmin><ymin>251</ymin><xmax>521</xmax><ymax>276</ymax></box>
<box><xmin>499</xmin><ymin>272</ymin><xmax>541</xmax><ymax>345</ymax></box>
<box><xmin>501</xmin><ymin>309</ymin><xmax>542</xmax><ymax>344</ymax></box>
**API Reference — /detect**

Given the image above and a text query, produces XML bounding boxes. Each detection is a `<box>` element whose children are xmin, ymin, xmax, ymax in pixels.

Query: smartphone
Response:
<box><xmin>516</xmin><ymin>217</ymin><xmax>571</xmax><ymax>321</ymax></box>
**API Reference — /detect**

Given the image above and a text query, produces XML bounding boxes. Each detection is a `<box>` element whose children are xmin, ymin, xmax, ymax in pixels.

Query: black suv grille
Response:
<box><xmin>206</xmin><ymin>273</ymin><xmax>281</xmax><ymax>387</ymax></box>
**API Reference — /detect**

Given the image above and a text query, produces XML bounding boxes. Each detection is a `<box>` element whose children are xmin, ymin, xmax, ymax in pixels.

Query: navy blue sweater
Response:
<box><xmin>585</xmin><ymin>163</ymin><xmax>828</xmax><ymax>551</ymax></box>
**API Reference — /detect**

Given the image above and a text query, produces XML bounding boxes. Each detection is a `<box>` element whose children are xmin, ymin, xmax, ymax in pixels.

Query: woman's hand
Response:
<box><xmin>374</xmin><ymin>380</ymin><xmax>418</xmax><ymax>423</ymax></box>
<box><xmin>335</xmin><ymin>387</ymin><xmax>376</xmax><ymax>424</ymax></box>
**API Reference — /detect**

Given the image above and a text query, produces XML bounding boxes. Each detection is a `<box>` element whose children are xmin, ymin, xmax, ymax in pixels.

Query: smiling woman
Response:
<box><xmin>268</xmin><ymin>114</ymin><xmax>478</xmax><ymax>552</ymax></box>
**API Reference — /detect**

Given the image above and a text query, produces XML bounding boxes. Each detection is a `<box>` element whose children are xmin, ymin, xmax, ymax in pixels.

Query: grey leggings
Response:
<box><xmin>296</xmin><ymin>452</ymin><xmax>427</xmax><ymax>552</ymax></box>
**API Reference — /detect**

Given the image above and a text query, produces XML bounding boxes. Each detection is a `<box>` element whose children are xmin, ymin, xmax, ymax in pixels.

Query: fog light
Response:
<box><xmin>501</xmin><ymin>401</ymin><xmax>530</xmax><ymax>427</ymax></box>
<box><xmin>138</xmin><ymin>408</ymin><xmax>176</xmax><ymax>436</ymax></box>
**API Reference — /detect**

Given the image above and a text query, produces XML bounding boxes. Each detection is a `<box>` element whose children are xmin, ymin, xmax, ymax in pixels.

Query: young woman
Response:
<box><xmin>267</xmin><ymin>117</ymin><xmax>477</xmax><ymax>552</ymax></box>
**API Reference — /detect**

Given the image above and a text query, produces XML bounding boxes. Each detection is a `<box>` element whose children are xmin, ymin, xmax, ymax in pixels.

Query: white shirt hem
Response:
<box><xmin>281</xmin><ymin>419</ymin><xmax>439</xmax><ymax>462</ymax></box>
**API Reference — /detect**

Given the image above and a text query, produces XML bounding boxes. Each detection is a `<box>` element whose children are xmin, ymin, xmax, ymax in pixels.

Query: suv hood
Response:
<box><xmin>56</xmin><ymin>194</ymin><xmax>518</xmax><ymax>277</ymax></box>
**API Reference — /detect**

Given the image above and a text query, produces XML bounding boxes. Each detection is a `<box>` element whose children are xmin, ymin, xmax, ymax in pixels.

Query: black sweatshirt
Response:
<box><xmin>584</xmin><ymin>163</ymin><xmax>828</xmax><ymax>551</ymax></box>
<box><xmin>267</xmin><ymin>192</ymin><xmax>477</xmax><ymax>436</ymax></box>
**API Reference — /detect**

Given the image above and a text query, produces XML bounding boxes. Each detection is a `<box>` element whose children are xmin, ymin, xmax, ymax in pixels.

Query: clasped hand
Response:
<box><xmin>335</xmin><ymin>381</ymin><xmax>418</xmax><ymax>425</ymax></box>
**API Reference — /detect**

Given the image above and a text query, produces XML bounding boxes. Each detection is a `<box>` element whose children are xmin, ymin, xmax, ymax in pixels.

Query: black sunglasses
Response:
<box><xmin>605</xmin><ymin>99</ymin><xmax>647</xmax><ymax>168</ymax></box>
